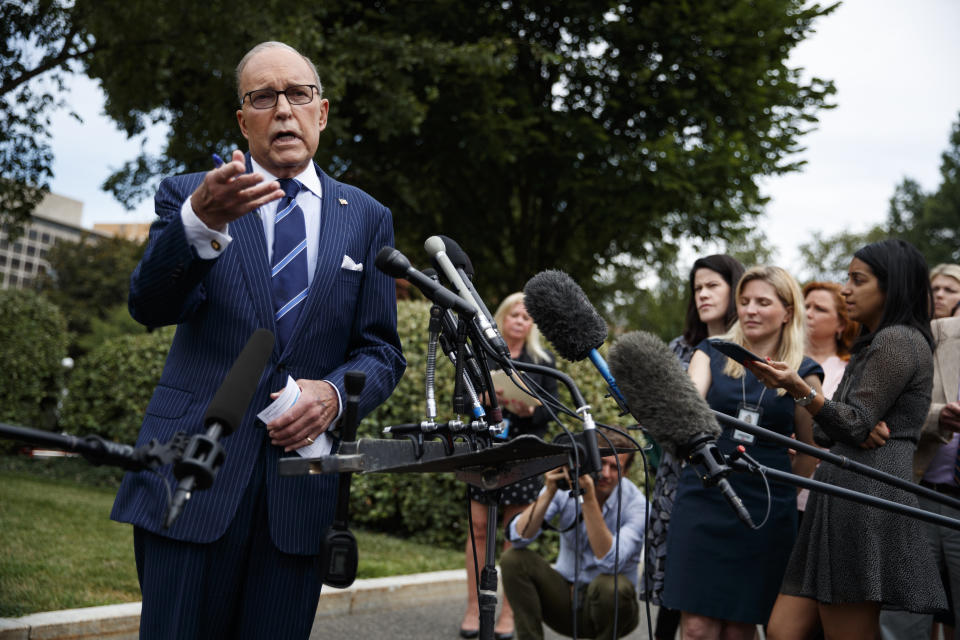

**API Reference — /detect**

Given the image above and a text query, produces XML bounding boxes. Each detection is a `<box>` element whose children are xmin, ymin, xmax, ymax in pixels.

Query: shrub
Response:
<box><xmin>54</xmin><ymin>299</ymin><xmax>648</xmax><ymax>551</ymax></box>
<box><xmin>0</xmin><ymin>289</ymin><xmax>68</xmax><ymax>434</ymax></box>
<box><xmin>59</xmin><ymin>328</ymin><xmax>175</xmax><ymax>445</ymax></box>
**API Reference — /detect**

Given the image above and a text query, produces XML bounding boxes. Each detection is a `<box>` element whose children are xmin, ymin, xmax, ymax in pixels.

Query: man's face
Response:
<box><xmin>594</xmin><ymin>453</ymin><xmax>633</xmax><ymax>502</ymax></box>
<box><xmin>236</xmin><ymin>48</ymin><xmax>329</xmax><ymax>179</ymax></box>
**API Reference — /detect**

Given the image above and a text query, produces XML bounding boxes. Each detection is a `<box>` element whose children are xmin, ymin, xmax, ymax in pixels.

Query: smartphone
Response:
<box><xmin>709</xmin><ymin>339</ymin><xmax>763</xmax><ymax>365</ymax></box>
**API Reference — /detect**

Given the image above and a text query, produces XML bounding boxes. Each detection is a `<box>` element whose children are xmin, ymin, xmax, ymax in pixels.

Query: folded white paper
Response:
<box><xmin>257</xmin><ymin>375</ymin><xmax>333</xmax><ymax>457</ymax></box>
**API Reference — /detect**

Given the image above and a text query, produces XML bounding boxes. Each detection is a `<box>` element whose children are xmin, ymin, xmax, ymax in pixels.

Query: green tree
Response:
<box><xmin>887</xmin><ymin>113</ymin><xmax>960</xmax><ymax>265</ymax></box>
<box><xmin>78</xmin><ymin>0</ymin><xmax>837</xmax><ymax>308</ymax></box>
<box><xmin>0</xmin><ymin>1</ymin><xmax>98</xmax><ymax>240</ymax></box>
<box><xmin>797</xmin><ymin>225</ymin><xmax>887</xmax><ymax>283</ymax></box>
<box><xmin>35</xmin><ymin>233</ymin><xmax>146</xmax><ymax>354</ymax></box>
<box><xmin>801</xmin><ymin>110</ymin><xmax>960</xmax><ymax>280</ymax></box>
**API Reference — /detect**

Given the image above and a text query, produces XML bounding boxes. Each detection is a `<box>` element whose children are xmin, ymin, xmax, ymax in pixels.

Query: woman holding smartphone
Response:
<box><xmin>661</xmin><ymin>265</ymin><xmax>822</xmax><ymax>640</ymax></box>
<box><xmin>753</xmin><ymin>240</ymin><xmax>946</xmax><ymax>640</ymax></box>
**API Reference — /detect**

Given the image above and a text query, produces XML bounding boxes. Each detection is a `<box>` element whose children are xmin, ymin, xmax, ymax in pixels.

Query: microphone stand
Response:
<box><xmin>477</xmin><ymin>490</ymin><xmax>501</xmax><ymax>640</ymax></box>
<box><xmin>727</xmin><ymin>447</ymin><xmax>960</xmax><ymax>531</ymax></box>
<box><xmin>0</xmin><ymin>422</ymin><xmax>189</xmax><ymax>474</ymax></box>
<box><xmin>678</xmin><ymin>412</ymin><xmax>960</xmax><ymax>530</ymax></box>
<box><xmin>712</xmin><ymin>411</ymin><xmax>960</xmax><ymax>512</ymax></box>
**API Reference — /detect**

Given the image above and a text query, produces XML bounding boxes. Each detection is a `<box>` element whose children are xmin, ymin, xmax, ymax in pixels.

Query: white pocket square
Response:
<box><xmin>341</xmin><ymin>255</ymin><xmax>363</xmax><ymax>271</ymax></box>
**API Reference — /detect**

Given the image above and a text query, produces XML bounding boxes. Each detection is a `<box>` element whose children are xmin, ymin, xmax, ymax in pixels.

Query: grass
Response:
<box><xmin>0</xmin><ymin>468</ymin><xmax>462</xmax><ymax>618</ymax></box>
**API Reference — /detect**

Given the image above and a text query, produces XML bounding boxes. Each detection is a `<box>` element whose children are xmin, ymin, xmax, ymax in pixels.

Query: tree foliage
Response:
<box><xmin>35</xmin><ymin>233</ymin><xmax>146</xmax><ymax>354</ymax></box>
<box><xmin>797</xmin><ymin>226</ymin><xmax>887</xmax><ymax>284</ymax></box>
<box><xmin>799</xmin><ymin>110</ymin><xmax>960</xmax><ymax>281</ymax></box>
<box><xmin>0</xmin><ymin>0</ymin><xmax>97</xmax><ymax>240</ymax></box>
<box><xmin>77</xmin><ymin>0</ymin><xmax>836</xmax><ymax>309</ymax></box>
<box><xmin>887</xmin><ymin>112</ymin><xmax>960</xmax><ymax>265</ymax></box>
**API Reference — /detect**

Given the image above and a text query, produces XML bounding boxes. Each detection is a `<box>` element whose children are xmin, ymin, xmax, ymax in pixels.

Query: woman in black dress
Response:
<box><xmin>458</xmin><ymin>292</ymin><xmax>557</xmax><ymax>640</ymax></box>
<box><xmin>752</xmin><ymin>240</ymin><xmax>946</xmax><ymax>640</ymax></box>
<box><xmin>662</xmin><ymin>265</ymin><xmax>823</xmax><ymax>639</ymax></box>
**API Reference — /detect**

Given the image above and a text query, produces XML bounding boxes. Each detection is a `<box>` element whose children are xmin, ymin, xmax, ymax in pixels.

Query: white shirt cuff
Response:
<box><xmin>325</xmin><ymin>380</ymin><xmax>345</xmax><ymax>424</ymax></box>
<box><xmin>181</xmin><ymin>197</ymin><xmax>232</xmax><ymax>258</ymax></box>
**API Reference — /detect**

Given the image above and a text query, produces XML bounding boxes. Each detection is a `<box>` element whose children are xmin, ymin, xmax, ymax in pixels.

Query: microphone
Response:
<box><xmin>424</xmin><ymin>236</ymin><xmax>510</xmax><ymax>360</ymax></box>
<box><xmin>522</xmin><ymin>270</ymin><xmax>629</xmax><ymax>414</ymax></box>
<box><xmin>423</xmin><ymin>267</ymin><xmax>489</xmax><ymax>401</ymax></box>
<box><xmin>165</xmin><ymin>328</ymin><xmax>275</xmax><ymax>528</ymax></box>
<box><xmin>436</xmin><ymin>235</ymin><xmax>498</xmax><ymax>331</ymax></box>
<box><xmin>607</xmin><ymin>330</ymin><xmax>755</xmax><ymax>528</ymax></box>
<box><xmin>374</xmin><ymin>246</ymin><xmax>476</xmax><ymax>317</ymax></box>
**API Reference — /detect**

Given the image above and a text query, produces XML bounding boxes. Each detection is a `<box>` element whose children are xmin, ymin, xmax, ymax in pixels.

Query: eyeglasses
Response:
<box><xmin>242</xmin><ymin>84</ymin><xmax>318</xmax><ymax>109</ymax></box>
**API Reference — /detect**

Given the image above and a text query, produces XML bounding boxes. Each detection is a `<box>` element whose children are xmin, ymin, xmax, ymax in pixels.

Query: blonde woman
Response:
<box><xmin>930</xmin><ymin>263</ymin><xmax>960</xmax><ymax>320</ymax></box>
<box><xmin>661</xmin><ymin>266</ymin><xmax>823</xmax><ymax>640</ymax></box>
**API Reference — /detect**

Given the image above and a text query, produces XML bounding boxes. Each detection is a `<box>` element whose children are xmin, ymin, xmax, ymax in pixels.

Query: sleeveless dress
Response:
<box><xmin>781</xmin><ymin>325</ymin><xmax>946</xmax><ymax>612</ymax></box>
<box><xmin>661</xmin><ymin>340</ymin><xmax>823</xmax><ymax>624</ymax></box>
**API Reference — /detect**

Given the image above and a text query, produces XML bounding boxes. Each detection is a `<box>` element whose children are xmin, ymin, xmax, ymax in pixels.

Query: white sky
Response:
<box><xmin>47</xmin><ymin>0</ymin><xmax>960</xmax><ymax>275</ymax></box>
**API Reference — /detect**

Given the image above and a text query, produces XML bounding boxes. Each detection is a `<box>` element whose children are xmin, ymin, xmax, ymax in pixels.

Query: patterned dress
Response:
<box><xmin>781</xmin><ymin>325</ymin><xmax>947</xmax><ymax>612</ymax></box>
<box><xmin>638</xmin><ymin>335</ymin><xmax>694</xmax><ymax>605</ymax></box>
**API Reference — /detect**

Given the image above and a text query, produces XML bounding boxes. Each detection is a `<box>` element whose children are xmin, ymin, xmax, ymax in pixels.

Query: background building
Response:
<box><xmin>0</xmin><ymin>193</ymin><xmax>109</xmax><ymax>289</ymax></box>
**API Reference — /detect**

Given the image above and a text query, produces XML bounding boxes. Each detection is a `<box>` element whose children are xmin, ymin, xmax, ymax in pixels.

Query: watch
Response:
<box><xmin>794</xmin><ymin>387</ymin><xmax>817</xmax><ymax>407</ymax></box>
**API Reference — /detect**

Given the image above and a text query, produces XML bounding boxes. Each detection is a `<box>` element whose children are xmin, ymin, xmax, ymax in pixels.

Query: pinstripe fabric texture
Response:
<box><xmin>112</xmin><ymin>159</ymin><xmax>405</xmax><ymax>555</ymax></box>
<box><xmin>134</xmin><ymin>448</ymin><xmax>322</xmax><ymax>640</ymax></box>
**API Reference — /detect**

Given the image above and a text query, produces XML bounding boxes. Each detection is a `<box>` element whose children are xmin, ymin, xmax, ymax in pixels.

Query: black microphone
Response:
<box><xmin>375</xmin><ymin>246</ymin><xmax>476</xmax><ymax>317</ymax></box>
<box><xmin>607</xmin><ymin>330</ymin><xmax>755</xmax><ymax>528</ymax></box>
<box><xmin>164</xmin><ymin>328</ymin><xmax>275</xmax><ymax>529</ymax></box>
<box><xmin>523</xmin><ymin>270</ymin><xmax>629</xmax><ymax>413</ymax></box>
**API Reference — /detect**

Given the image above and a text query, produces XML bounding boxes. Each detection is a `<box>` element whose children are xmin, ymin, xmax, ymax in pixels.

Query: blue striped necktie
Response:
<box><xmin>271</xmin><ymin>179</ymin><xmax>309</xmax><ymax>348</ymax></box>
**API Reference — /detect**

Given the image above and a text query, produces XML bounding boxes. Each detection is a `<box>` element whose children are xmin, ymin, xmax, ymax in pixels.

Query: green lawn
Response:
<box><xmin>0</xmin><ymin>469</ymin><xmax>461</xmax><ymax>618</ymax></box>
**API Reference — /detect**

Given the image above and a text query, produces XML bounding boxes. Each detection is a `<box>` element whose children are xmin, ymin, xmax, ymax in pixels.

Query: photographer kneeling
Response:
<box><xmin>501</xmin><ymin>432</ymin><xmax>647</xmax><ymax>640</ymax></box>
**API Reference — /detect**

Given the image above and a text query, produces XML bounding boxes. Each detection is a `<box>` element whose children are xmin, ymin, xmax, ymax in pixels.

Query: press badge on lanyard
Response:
<box><xmin>736</xmin><ymin>369</ymin><xmax>766</xmax><ymax>446</ymax></box>
<box><xmin>734</xmin><ymin>402</ymin><xmax>760</xmax><ymax>444</ymax></box>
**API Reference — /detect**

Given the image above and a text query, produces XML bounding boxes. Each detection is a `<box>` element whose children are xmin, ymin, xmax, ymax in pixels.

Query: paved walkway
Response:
<box><xmin>0</xmin><ymin>569</ymin><xmax>665</xmax><ymax>640</ymax></box>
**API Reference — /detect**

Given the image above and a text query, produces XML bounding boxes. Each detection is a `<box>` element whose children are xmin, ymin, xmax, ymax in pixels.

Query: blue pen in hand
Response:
<box><xmin>212</xmin><ymin>153</ymin><xmax>224</xmax><ymax>168</ymax></box>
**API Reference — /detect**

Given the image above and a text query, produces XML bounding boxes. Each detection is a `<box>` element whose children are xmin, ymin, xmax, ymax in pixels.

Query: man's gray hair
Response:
<box><xmin>235</xmin><ymin>41</ymin><xmax>323</xmax><ymax>105</ymax></box>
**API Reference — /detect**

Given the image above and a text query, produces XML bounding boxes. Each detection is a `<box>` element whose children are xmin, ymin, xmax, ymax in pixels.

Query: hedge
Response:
<box><xmin>55</xmin><ymin>300</ymin><xmax>647</xmax><ymax>549</ymax></box>
<box><xmin>59</xmin><ymin>327</ymin><xmax>175</xmax><ymax>444</ymax></box>
<box><xmin>0</xmin><ymin>289</ymin><xmax>68</xmax><ymax>435</ymax></box>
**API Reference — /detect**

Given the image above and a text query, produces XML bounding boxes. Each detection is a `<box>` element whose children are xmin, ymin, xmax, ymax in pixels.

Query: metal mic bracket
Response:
<box><xmin>172</xmin><ymin>431</ymin><xmax>226</xmax><ymax>491</ymax></box>
<box><xmin>682</xmin><ymin>434</ymin><xmax>733</xmax><ymax>487</ymax></box>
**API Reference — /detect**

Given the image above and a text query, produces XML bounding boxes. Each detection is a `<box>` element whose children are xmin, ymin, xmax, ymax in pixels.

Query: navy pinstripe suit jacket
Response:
<box><xmin>110</xmin><ymin>159</ymin><xmax>405</xmax><ymax>554</ymax></box>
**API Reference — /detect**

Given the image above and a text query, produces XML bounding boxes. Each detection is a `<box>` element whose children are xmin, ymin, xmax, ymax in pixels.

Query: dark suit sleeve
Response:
<box><xmin>128</xmin><ymin>174</ymin><xmax>217</xmax><ymax>327</ymax></box>
<box><xmin>322</xmin><ymin>204</ymin><xmax>405</xmax><ymax>418</ymax></box>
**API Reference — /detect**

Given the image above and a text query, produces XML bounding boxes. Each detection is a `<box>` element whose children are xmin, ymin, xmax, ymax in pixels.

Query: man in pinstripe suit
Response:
<box><xmin>111</xmin><ymin>41</ymin><xmax>405</xmax><ymax>639</ymax></box>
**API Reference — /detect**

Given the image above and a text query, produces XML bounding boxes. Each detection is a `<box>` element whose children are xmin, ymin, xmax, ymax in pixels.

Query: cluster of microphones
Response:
<box><xmin>375</xmin><ymin>237</ymin><xmax>755</xmax><ymax>527</ymax></box>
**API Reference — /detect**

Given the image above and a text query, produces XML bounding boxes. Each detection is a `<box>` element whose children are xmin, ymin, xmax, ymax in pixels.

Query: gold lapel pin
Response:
<box><xmin>338</xmin><ymin>198</ymin><xmax>348</xmax><ymax>205</ymax></box>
